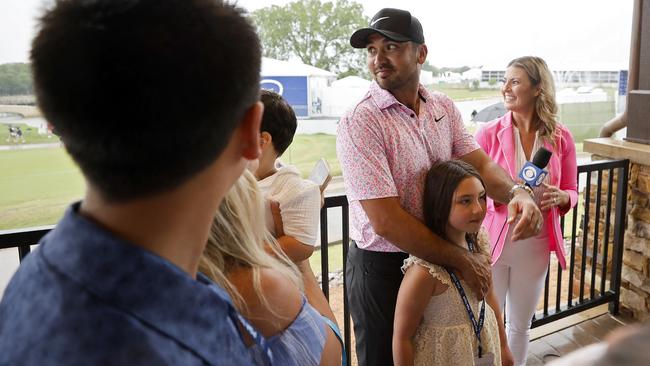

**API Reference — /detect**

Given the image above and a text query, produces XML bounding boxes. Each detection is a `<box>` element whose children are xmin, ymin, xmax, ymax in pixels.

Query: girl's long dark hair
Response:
<box><xmin>423</xmin><ymin>160</ymin><xmax>486</xmax><ymax>252</ymax></box>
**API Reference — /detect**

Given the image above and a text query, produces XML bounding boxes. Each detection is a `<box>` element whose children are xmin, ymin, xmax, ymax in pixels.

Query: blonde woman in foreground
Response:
<box><xmin>200</xmin><ymin>170</ymin><xmax>340</xmax><ymax>366</ymax></box>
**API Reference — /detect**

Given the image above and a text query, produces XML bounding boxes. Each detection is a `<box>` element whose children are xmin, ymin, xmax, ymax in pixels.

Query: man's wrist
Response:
<box><xmin>446</xmin><ymin>242</ymin><xmax>470</xmax><ymax>270</ymax></box>
<box><xmin>509</xmin><ymin>183</ymin><xmax>534</xmax><ymax>201</ymax></box>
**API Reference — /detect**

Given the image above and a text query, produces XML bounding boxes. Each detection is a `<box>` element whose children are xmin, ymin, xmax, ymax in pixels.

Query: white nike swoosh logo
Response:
<box><xmin>370</xmin><ymin>16</ymin><xmax>389</xmax><ymax>26</ymax></box>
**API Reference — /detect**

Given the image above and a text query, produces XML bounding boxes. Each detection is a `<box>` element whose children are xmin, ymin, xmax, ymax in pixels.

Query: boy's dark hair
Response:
<box><xmin>31</xmin><ymin>0</ymin><xmax>261</xmax><ymax>201</ymax></box>
<box><xmin>259</xmin><ymin>90</ymin><xmax>297</xmax><ymax>156</ymax></box>
<box><xmin>423</xmin><ymin>160</ymin><xmax>485</xmax><ymax>251</ymax></box>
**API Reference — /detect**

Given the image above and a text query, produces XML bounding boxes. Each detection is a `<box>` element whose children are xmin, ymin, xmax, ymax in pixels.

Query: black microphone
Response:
<box><xmin>532</xmin><ymin>147</ymin><xmax>552</xmax><ymax>170</ymax></box>
<box><xmin>518</xmin><ymin>147</ymin><xmax>552</xmax><ymax>187</ymax></box>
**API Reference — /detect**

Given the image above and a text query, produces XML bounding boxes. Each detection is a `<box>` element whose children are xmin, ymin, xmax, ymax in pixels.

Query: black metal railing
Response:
<box><xmin>318</xmin><ymin>195</ymin><xmax>351</xmax><ymax>365</ymax></box>
<box><xmin>530</xmin><ymin>158</ymin><xmax>629</xmax><ymax>327</ymax></box>
<box><xmin>0</xmin><ymin>225</ymin><xmax>52</xmax><ymax>261</ymax></box>
<box><xmin>0</xmin><ymin>159</ymin><xmax>630</xmax><ymax>366</ymax></box>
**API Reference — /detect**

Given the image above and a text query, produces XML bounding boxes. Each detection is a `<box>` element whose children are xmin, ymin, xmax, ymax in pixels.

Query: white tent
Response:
<box><xmin>330</xmin><ymin>76</ymin><xmax>371</xmax><ymax>89</ymax></box>
<box><xmin>261</xmin><ymin>58</ymin><xmax>336</xmax><ymax>117</ymax></box>
<box><xmin>461</xmin><ymin>67</ymin><xmax>482</xmax><ymax>81</ymax></box>
<box><xmin>322</xmin><ymin>76</ymin><xmax>371</xmax><ymax>117</ymax></box>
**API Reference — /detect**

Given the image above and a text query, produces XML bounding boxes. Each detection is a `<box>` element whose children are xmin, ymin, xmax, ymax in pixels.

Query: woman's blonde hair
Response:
<box><xmin>508</xmin><ymin>56</ymin><xmax>559</xmax><ymax>146</ymax></box>
<box><xmin>199</xmin><ymin>170</ymin><xmax>302</xmax><ymax>314</ymax></box>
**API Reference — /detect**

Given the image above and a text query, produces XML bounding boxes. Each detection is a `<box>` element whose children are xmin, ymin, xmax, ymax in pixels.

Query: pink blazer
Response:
<box><xmin>475</xmin><ymin>112</ymin><xmax>578</xmax><ymax>269</ymax></box>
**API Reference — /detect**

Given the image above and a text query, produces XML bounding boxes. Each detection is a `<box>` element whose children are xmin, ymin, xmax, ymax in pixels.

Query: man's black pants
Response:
<box><xmin>346</xmin><ymin>242</ymin><xmax>408</xmax><ymax>366</ymax></box>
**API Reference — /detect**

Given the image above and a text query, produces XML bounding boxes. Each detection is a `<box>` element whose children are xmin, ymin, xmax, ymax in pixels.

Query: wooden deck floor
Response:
<box><xmin>526</xmin><ymin>311</ymin><xmax>635</xmax><ymax>365</ymax></box>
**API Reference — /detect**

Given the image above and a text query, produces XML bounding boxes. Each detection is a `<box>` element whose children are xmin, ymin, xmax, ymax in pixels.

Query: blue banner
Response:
<box><xmin>618</xmin><ymin>70</ymin><xmax>628</xmax><ymax>96</ymax></box>
<box><xmin>261</xmin><ymin>76</ymin><xmax>308</xmax><ymax>117</ymax></box>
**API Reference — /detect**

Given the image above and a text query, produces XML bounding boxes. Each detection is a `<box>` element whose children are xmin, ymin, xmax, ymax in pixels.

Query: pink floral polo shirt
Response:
<box><xmin>336</xmin><ymin>81</ymin><xmax>479</xmax><ymax>252</ymax></box>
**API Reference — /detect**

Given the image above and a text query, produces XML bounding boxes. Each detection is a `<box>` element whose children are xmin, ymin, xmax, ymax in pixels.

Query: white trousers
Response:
<box><xmin>492</xmin><ymin>228</ymin><xmax>550</xmax><ymax>366</ymax></box>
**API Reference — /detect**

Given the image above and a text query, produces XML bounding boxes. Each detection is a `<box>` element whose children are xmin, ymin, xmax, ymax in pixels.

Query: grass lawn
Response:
<box><xmin>309</xmin><ymin>242</ymin><xmax>344</xmax><ymax>275</ymax></box>
<box><xmin>429</xmin><ymin>84</ymin><xmax>501</xmax><ymax>101</ymax></box>
<box><xmin>282</xmin><ymin>133</ymin><xmax>340</xmax><ymax>178</ymax></box>
<box><xmin>0</xmin><ymin>147</ymin><xmax>84</xmax><ymax>230</ymax></box>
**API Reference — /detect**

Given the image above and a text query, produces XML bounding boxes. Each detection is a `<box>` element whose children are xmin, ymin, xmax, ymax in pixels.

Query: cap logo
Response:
<box><xmin>350</xmin><ymin>8</ymin><xmax>424</xmax><ymax>48</ymax></box>
<box><xmin>370</xmin><ymin>16</ymin><xmax>389</xmax><ymax>26</ymax></box>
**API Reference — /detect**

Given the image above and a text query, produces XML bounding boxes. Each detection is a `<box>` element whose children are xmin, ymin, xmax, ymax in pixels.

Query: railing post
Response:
<box><xmin>320</xmin><ymin>207</ymin><xmax>330</xmax><ymax>300</ymax></box>
<box><xmin>609</xmin><ymin>160</ymin><xmax>629</xmax><ymax>315</ymax></box>
<box><xmin>580</xmin><ymin>171</ymin><xmax>592</xmax><ymax>303</ymax></box>
<box><xmin>591</xmin><ymin>170</ymin><xmax>603</xmax><ymax>300</ymax></box>
<box><xmin>601</xmin><ymin>168</ymin><xmax>615</xmax><ymax>295</ymax></box>
<box><xmin>320</xmin><ymin>195</ymin><xmax>352</xmax><ymax>366</ymax></box>
<box><xmin>18</xmin><ymin>245</ymin><xmax>31</xmax><ymax>262</ymax></box>
<box><xmin>0</xmin><ymin>226</ymin><xmax>53</xmax><ymax>262</ymax></box>
<box><xmin>341</xmin><ymin>201</ymin><xmax>352</xmax><ymax>366</ymax></box>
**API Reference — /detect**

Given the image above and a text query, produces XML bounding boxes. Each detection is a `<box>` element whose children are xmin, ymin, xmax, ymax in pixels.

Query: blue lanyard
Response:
<box><xmin>321</xmin><ymin>316</ymin><xmax>347</xmax><ymax>366</ymax></box>
<box><xmin>226</xmin><ymin>304</ymin><xmax>274</xmax><ymax>366</ymax></box>
<box><xmin>206</xmin><ymin>280</ymin><xmax>273</xmax><ymax>366</ymax></box>
<box><xmin>445</xmin><ymin>238</ymin><xmax>486</xmax><ymax>358</ymax></box>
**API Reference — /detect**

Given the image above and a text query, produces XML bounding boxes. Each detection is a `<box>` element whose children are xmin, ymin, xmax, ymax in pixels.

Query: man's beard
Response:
<box><xmin>375</xmin><ymin>69</ymin><xmax>418</xmax><ymax>92</ymax></box>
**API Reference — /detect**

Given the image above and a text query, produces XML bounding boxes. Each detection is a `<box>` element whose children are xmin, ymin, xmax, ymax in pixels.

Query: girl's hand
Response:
<box><xmin>540</xmin><ymin>183</ymin><xmax>569</xmax><ymax>211</ymax></box>
<box><xmin>269</xmin><ymin>200</ymin><xmax>285</xmax><ymax>237</ymax></box>
<box><xmin>500</xmin><ymin>344</ymin><xmax>515</xmax><ymax>366</ymax></box>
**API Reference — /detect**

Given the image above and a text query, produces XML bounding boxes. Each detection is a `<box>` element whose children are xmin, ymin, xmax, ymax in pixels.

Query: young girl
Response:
<box><xmin>393</xmin><ymin>160</ymin><xmax>514</xmax><ymax>366</ymax></box>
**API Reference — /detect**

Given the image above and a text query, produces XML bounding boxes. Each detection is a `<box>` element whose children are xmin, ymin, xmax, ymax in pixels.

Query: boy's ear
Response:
<box><xmin>239</xmin><ymin>101</ymin><xmax>264</xmax><ymax>160</ymax></box>
<box><xmin>260</xmin><ymin>131</ymin><xmax>272</xmax><ymax>147</ymax></box>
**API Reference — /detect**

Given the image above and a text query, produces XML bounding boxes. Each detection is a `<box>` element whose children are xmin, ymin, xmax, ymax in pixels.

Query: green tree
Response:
<box><xmin>440</xmin><ymin>66</ymin><xmax>470</xmax><ymax>75</ymax></box>
<box><xmin>252</xmin><ymin>0</ymin><xmax>369</xmax><ymax>77</ymax></box>
<box><xmin>422</xmin><ymin>61</ymin><xmax>440</xmax><ymax>76</ymax></box>
<box><xmin>0</xmin><ymin>63</ymin><xmax>33</xmax><ymax>96</ymax></box>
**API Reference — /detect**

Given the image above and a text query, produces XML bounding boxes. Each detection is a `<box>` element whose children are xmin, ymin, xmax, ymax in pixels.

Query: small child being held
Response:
<box><xmin>254</xmin><ymin>90</ymin><xmax>321</xmax><ymax>262</ymax></box>
<box><xmin>392</xmin><ymin>160</ymin><xmax>513</xmax><ymax>366</ymax></box>
<box><xmin>254</xmin><ymin>90</ymin><xmax>344</xmax><ymax>365</ymax></box>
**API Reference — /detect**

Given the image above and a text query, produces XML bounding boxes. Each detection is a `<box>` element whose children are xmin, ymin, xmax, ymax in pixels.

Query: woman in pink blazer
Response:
<box><xmin>475</xmin><ymin>56</ymin><xmax>578</xmax><ymax>366</ymax></box>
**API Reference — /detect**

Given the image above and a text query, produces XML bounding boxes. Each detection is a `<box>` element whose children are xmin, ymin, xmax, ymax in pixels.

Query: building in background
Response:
<box><xmin>480</xmin><ymin>61</ymin><xmax>627</xmax><ymax>88</ymax></box>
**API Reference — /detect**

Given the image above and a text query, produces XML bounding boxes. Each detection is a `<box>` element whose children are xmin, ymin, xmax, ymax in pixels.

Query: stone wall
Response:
<box><xmin>621</xmin><ymin>163</ymin><xmax>650</xmax><ymax>320</ymax></box>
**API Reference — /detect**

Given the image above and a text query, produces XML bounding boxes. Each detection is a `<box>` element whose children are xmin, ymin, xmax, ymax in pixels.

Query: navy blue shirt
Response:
<box><xmin>0</xmin><ymin>203</ymin><xmax>256</xmax><ymax>365</ymax></box>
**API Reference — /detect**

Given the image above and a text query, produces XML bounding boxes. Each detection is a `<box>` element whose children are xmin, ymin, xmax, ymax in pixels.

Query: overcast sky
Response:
<box><xmin>0</xmin><ymin>0</ymin><xmax>634</xmax><ymax>70</ymax></box>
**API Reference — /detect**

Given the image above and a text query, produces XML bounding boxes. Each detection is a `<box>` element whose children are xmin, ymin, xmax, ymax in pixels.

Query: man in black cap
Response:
<box><xmin>337</xmin><ymin>8</ymin><xmax>542</xmax><ymax>365</ymax></box>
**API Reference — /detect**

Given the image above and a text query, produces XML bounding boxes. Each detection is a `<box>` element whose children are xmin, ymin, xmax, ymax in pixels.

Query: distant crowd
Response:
<box><xmin>5</xmin><ymin>125</ymin><xmax>25</xmax><ymax>143</ymax></box>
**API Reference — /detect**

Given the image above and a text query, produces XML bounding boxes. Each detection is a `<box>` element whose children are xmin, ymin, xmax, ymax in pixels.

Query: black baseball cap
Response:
<box><xmin>350</xmin><ymin>8</ymin><xmax>424</xmax><ymax>48</ymax></box>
